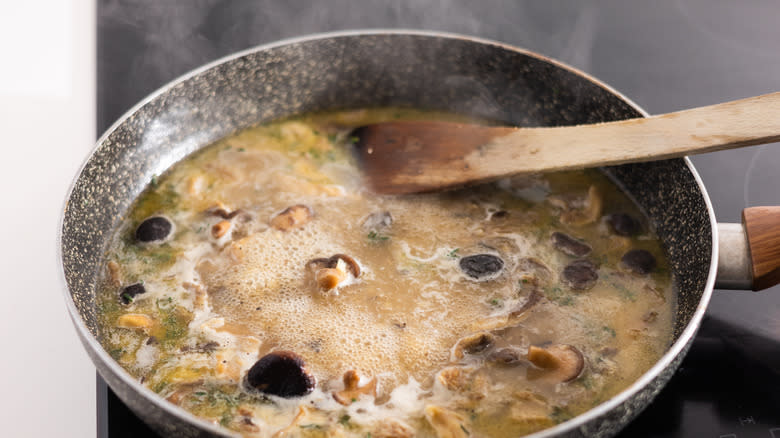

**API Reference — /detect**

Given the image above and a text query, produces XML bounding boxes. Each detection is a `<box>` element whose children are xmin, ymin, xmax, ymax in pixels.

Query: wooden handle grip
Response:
<box><xmin>742</xmin><ymin>206</ymin><xmax>780</xmax><ymax>290</ymax></box>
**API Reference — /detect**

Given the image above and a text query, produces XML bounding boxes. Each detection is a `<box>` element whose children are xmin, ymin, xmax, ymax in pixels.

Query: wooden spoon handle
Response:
<box><xmin>743</xmin><ymin>206</ymin><xmax>780</xmax><ymax>291</ymax></box>
<box><xmin>482</xmin><ymin>92</ymin><xmax>780</xmax><ymax>175</ymax></box>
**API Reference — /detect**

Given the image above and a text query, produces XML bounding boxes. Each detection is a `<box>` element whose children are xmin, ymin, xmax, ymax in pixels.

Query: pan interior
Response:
<box><xmin>61</xmin><ymin>32</ymin><xmax>712</xmax><ymax>436</ymax></box>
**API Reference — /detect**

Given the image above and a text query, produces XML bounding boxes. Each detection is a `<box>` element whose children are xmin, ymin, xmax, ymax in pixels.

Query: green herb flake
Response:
<box><xmin>447</xmin><ymin>248</ymin><xmax>460</xmax><ymax>258</ymax></box>
<box><xmin>489</xmin><ymin>298</ymin><xmax>503</xmax><ymax>307</ymax></box>
<box><xmin>150</xmin><ymin>175</ymin><xmax>158</xmax><ymax>188</ymax></box>
<box><xmin>339</xmin><ymin>414</ymin><xmax>351</xmax><ymax>426</ymax></box>
<box><xmin>300</xmin><ymin>424</ymin><xmax>323</xmax><ymax>430</ymax></box>
<box><xmin>367</xmin><ymin>231</ymin><xmax>389</xmax><ymax>242</ymax></box>
<box><xmin>349</xmin><ymin>135</ymin><xmax>360</xmax><ymax>143</ymax></box>
<box><xmin>603</xmin><ymin>326</ymin><xmax>617</xmax><ymax>338</ymax></box>
<box><xmin>238</xmin><ymin>147</ymin><xmax>246</xmax><ymax>152</ymax></box>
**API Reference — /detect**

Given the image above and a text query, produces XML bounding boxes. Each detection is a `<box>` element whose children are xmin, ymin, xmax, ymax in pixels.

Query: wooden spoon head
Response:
<box><xmin>353</xmin><ymin>121</ymin><xmax>515</xmax><ymax>194</ymax></box>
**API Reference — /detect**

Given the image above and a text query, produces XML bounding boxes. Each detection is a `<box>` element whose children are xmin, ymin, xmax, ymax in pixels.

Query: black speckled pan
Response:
<box><xmin>60</xmin><ymin>31</ymin><xmax>729</xmax><ymax>437</ymax></box>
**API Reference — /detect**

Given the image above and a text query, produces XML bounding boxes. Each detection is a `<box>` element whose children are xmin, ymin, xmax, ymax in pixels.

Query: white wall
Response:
<box><xmin>0</xmin><ymin>1</ymin><xmax>96</xmax><ymax>437</ymax></box>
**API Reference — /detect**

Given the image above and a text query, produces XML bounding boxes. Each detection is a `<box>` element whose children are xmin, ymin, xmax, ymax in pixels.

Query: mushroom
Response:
<box><xmin>333</xmin><ymin>370</ymin><xmax>377</xmax><ymax>405</ymax></box>
<box><xmin>606</xmin><ymin>213</ymin><xmax>641</xmax><ymax>236</ymax></box>
<box><xmin>245</xmin><ymin>351</ymin><xmax>315</xmax><ymax>398</ymax></box>
<box><xmin>550</xmin><ymin>185</ymin><xmax>602</xmax><ymax>226</ymax></box>
<box><xmin>119</xmin><ymin>282</ymin><xmax>146</xmax><ymax>304</ymax></box>
<box><xmin>211</xmin><ymin>220</ymin><xmax>231</xmax><ymax>238</ymax></box>
<box><xmin>487</xmin><ymin>347</ymin><xmax>523</xmax><ymax>366</ymax></box>
<box><xmin>362</xmin><ymin>211</ymin><xmax>393</xmax><ymax>231</ymax></box>
<box><xmin>526</xmin><ymin>344</ymin><xmax>585</xmax><ymax>383</ymax></box>
<box><xmin>135</xmin><ymin>216</ymin><xmax>173</xmax><ymax>243</ymax></box>
<box><xmin>206</xmin><ymin>202</ymin><xmax>247</xmax><ymax>220</ymax></box>
<box><xmin>561</xmin><ymin>259</ymin><xmax>599</xmax><ymax>291</ymax></box>
<box><xmin>424</xmin><ymin>405</ymin><xmax>471</xmax><ymax>438</ymax></box>
<box><xmin>116</xmin><ymin>313</ymin><xmax>154</xmax><ymax>329</ymax></box>
<box><xmin>551</xmin><ymin>232</ymin><xmax>592</xmax><ymax>257</ymax></box>
<box><xmin>371</xmin><ymin>418</ymin><xmax>415</xmax><ymax>438</ymax></box>
<box><xmin>306</xmin><ymin>254</ymin><xmax>361</xmax><ymax>291</ymax></box>
<box><xmin>106</xmin><ymin>260</ymin><xmax>122</xmax><ymax>287</ymax></box>
<box><xmin>452</xmin><ymin>332</ymin><xmax>495</xmax><ymax>360</ymax></box>
<box><xmin>621</xmin><ymin>249</ymin><xmax>657</xmax><ymax>275</ymax></box>
<box><xmin>270</xmin><ymin>204</ymin><xmax>313</xmax><ymax>231</ymax></box>
<box><xmin>459</xmin><ymin>254</ymin><xmax>504</xmax><ymax>280</ymax></box>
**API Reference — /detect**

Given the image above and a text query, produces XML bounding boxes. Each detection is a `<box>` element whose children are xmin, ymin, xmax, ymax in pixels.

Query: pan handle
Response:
<box><xmin>716</xmin><ymin>206</ymin><xmax>780</xmax><ymax>291</ymax></box>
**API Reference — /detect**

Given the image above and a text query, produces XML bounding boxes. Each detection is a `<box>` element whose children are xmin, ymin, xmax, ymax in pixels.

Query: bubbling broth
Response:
<box><xmin>97</xmin><ymin>109</ymin><xmax>675</xmax><ymax>437</ymax></box>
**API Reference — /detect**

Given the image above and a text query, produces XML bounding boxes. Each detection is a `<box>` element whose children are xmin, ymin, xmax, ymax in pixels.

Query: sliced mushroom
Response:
<box><xmin>333</xmin><ymin>370</ymin><xmax>377</xmax><ymax>405</ymax></box>
<box><xmin>452</xmin><ymin>332</ymin><xmax>495</xmax><ymax>360</ymax></box>
<box><xmin>371</xmin><ymin>418</ymin><xmax>415</xmax><ymax>438</ymax></box>
<box><xmin>106</xmin><ymin>260</ymin><xmax>122</xmax><ymax>287</ymax></box>
<box><xmin>315</xmin><ymin>268</ymin><xmax>346</xmax><ymax>290</ymax></box>
<box><xmin>307</xmin><ymin>254</ymin><xmax>360</xmax><ymax>277</ymax></box>
<box><xmin>206</xmin><ymin>202</ymin><xmax>247</xmax><ymax>220</ymax></box>
<box><xmin>552</xmin><ymin>185</ymin><xmax>603</xmax><ymax>226</ymax></box>
<box><xmin>487</xmin><ymin>347</ymin><xmax>523</xmax><ymax>366</ymax></box>
<box><xmin>459</xmin><ymin>254</ymin><xmax>504</xmax><ymax>280</ymax></box>
<box><xmin>245</xmin><ymin>351</ymin><xmax>315</xmax><ymax>398</ymax></box>
<box><xmin>211</xmin><ymin>220</ymin><xmax>231</xmax><ymax>238</ymax></box>
<box><xmin>437</xmin><ymin>366</ymin><xmax>470</xmax><ymax>391</ymax></box>
<box><xmin>119</xmin><ymin>282</ymin><xmax>146</xmax><ymax>304</ymax></box>
<box><xmin>561</xmin><ymin>259</ymin><xmax>599</xmax><ymax>291</ymax></box>
<box><xmin>135</xmin><ymin>216</ymin><xmax>173</xmax><ymax>243</ymax></box>
<box><xmin>621</xmin><ymin>249</ymin><xmax>657</xmax><ymax>275</ymax></box>
<box><xmin>551</xmin><ymin>232</ymin><xmax>592</xmax><ymax>257</ymax></box>
<box><xmin>508</xmin><ymin>288</ymin><xmax>543</xmax><ymax>319</ymax></box>
<box><xmin>307</xmin><ymin>254</ymin><xmax>361</xmax><ymax>291</ymax></box>
<box><xmin>516</xmin><ymin>257</ymin><xmax>553</xmax><ymax>285</ymax></box>
<box><xmin>362</xmin><ymin>211</ymin><xmax>393</xmax><ymax>231</ymax></box>
<box><xmin>526</xmin><ymin>344</ymin><xmax>585</xmax><ymax>383</ymax></box>
<box><xmin>270</xmin><ymin>204</ymin><xmax>313</xmax><ymax>231</ymax></box>
<box><xmin>424</xmin><ymin>405</ymin><xmax>471</xmax><ymax>438</ymax></box>
<box><xmin>606</xmin><ymin>213</ymin><xmax>641</xmax><ymax>236</ymax></box>
<box><xmin>116</xmin><ymin>313</ymin><xmax>154</xmax><ymax>329</ymax></box>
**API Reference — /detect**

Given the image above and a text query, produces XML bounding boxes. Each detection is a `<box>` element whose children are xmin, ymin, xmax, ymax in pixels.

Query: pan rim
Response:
<box><xmin>59</xmin><ymin>29</ymin><xmax>719</xmax><ymax>437</ymax></box>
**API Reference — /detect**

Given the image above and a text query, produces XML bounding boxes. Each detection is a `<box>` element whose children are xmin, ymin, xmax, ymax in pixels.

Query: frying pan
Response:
<box><xmin>59</xmin><ymin>31</ymin><xmax>780</xmax><ymax>437</ymax></box>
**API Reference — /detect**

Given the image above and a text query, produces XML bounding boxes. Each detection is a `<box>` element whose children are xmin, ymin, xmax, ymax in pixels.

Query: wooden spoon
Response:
<box><xmin>354</xmin><ymin>92</ymin><xmax>780</xmax><ymax>194</ymax></box>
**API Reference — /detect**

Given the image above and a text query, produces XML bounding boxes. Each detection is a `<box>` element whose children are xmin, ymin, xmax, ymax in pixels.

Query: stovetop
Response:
<box><xmin>96</xmin><ymin>1</ymin><xmax>780</xmax><ymax>437</ymax></box>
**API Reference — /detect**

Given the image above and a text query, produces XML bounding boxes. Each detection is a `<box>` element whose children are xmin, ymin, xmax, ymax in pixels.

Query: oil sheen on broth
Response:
<box><xmin>97</xmin><ymin>109</ymin><xmax>675</xmax><ymax>438</ymax></box>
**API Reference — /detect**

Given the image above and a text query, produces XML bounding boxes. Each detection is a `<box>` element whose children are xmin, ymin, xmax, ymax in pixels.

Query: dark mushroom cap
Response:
<box><xmin>135</xmin><ymin>216</ymin><xmax>173</xmax><ymax>243</ymax></box>
<box><xmin>621</xmin><ymin>249</ymin><xmax>657</xmax><ymax>274</ymax></box>
<box><xmin>119</xmin><ymin>282</ymin><xmax>146</xmax><ymax>304</ymax></box>
<box><xmin>245</xmin><ymin>351</ymin><xmax>315</xmax><ymax>398</ymax></box>
<box><xmin>561</xmin><ymin>259</ymin><xmax>599</xmax><ymax>290</ymax></box>
<box><xmin>606</xmin><ymin>213</ymin><xmax>641</xmax><ymax>236</ymax></box>
<box><xmin>551</xmin><ymin>232</ymin><xmax>592</xmax><ymax>257</ymax></box>
<box><xmin>459</xmin><ymin>254</ymin><xmax>504</xmax><ymax>280</ymax></box>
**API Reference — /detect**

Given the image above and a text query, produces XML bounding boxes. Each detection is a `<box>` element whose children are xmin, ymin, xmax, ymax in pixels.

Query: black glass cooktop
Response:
<box><xmin>97</xmin><ymin>1</ymin><xmax>780</xmax><ymax>437</ymax></box>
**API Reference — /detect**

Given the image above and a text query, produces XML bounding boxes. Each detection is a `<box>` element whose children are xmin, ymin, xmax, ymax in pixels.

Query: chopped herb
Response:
<box><xmin>349</xmin><ymin>135</ymin><xmax>360</xmax><ymax>143</ymax></box>
<box><xmin>520</xmin><ymin>278</ymin><xmax>529</xmax><ymax>284</ymax></box>
<box><xmin>219</xmin><ymin>413</ymin><xmax>233</xmax><ymax>427</ymax></box>
<box><xmin>550</xmin><ymin>406</ymin><xmax>573</xmax><ymax>423</ymax></box>
<box><xmin>447</xmin><ymin>248</ymin><xmax>460</xmax><ymax>258</ymax></box>
<box><xmin>460</xmin><ymin>424</ymin><xmax>470</xmax><ymax>435</ymax></box>
<box><xmin>339</xmin><ymin>414</ymin><xmax>351</xmax><ymax>425</ymax></box>
<box><xmin>300</xmin><ymin>424</ymin><xmax>323</xmax><ymax>430</ymax></box>
<box><xmin>351</xmin><ymin>397</ymin><xmax>357</xmax><ymax>403</ymax></box>
<box><xmin>602</xmin><ymin>326</ymin><xmax>617</xmax><ymax>338</ymax></box>
<box><xmin>121</xmin><ymin>292</ymin><xmax>134</xmax><ymax>303</ymax></box>
<box><xmin>194</xmin><ymin>391</ymin><xmax>207</xmax><ymax>396</ymax></box>
<box><xmin>308</xmin><ymin>148</ymin><xmax>321</xmax><ymax>159</ymax></box>
<box><xmin>108</xmin><ymin>348</ymin><xmax>124</xmax><ymax>360</ymax></box>
<box><xmin>489</xmin><ymin>298</ymin><xmax>503</xmax><ymax>307</ymax></box>
<box><xmin>367</xmin><ymin>230</ymin><xmax>389</xmax><ymax>242</ymax></box>
<box><xmin>223</xmin><ymin>145</ymin><xmax>232</xmax><ymax>150</ymax></box>
<box><xmin>327</xmin><ymin>134</ymin><xmax>338</xmax><ymax>143</ymax></box>
<box><xmin>238</xmin><ymin>147</ymin><xmax>246</xmax><ymax>152</ymax></box>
